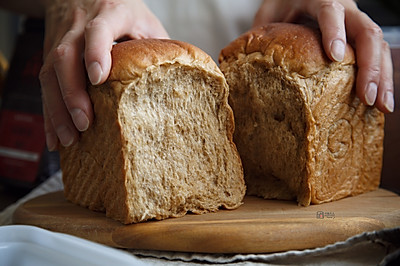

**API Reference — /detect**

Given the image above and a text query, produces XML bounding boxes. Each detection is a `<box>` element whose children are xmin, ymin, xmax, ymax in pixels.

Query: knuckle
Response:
<box><xmin>381</xmin><ymin>75</ymin><xmax>394</xmax><ymax>88</ymax></box>
<box><xmin>99</xmin><ymin>0</ymin><xmax>125</xmax><ymax>11</ymax></box>
<box><xmin>381</xmin><ymin>40</ymin><xmax>390</xmax><ymax>52</ymax></box>
<box><xmin>45</xmin><ymin>106</ymin><xmax>62</xmax><ymax>125</ymax></box>
<box><xmin>52</xmin><ymin>43</ymin><xmax>72</xmax><ymax>64</ymax></box>
<box><xmin>61</xmin><ymin>88</ymin><xmax>76</xmax><ymax>105</ymax></box>
<box><xmin>39</xmin><ymin>64</ymin><xmax>53</xmax><ymax>83</ymax></box>
<box><xmin>42</xmin><ymin>113</ymin><xmax>54</xmax><ymax>132</ymax></box>
<box><xmin>319</xmin><ymin>0</ymin><xmax>345</xmax><ymax>13</ymax></box>
<box><xmin>86</xmin><ymin>1</ymin><xmax>127</xmax><ymax>31</ymax></box>
<box><xmin>44</xmin><ymin>121</ymin><xmax>53</xmax><ymax>133</ymax></box>
<box><xmin>85</xmin><ymin>16</ymin><xmax>108</xmax><ymax>31</ymax></box>
<box><xmin>363</xmin><ymin>65</ymin><xmax>381</xmax><ymax>78</ymax></box>
<box><xmin>363</xmin><ymin>23</ymin><xmax>383</xmax><ymax>39</ymax></box>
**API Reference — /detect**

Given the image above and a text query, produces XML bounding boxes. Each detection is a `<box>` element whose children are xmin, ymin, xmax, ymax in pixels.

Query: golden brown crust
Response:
<box><xmin>110</xmin><ymin>39</ymin><xmax>221</xmax><ymax>81</ymax></box>
<box><xmin>219</xmin><ymin>23</ymin><xmax>355</xmax><ymax>77</ymax></box>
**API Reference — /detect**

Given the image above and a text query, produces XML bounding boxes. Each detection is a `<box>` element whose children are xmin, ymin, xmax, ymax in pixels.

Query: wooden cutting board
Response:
<box><xmin>13</xmin><ymin>189</ymin><xmax>400</xmax><ymax>254</ymax></box>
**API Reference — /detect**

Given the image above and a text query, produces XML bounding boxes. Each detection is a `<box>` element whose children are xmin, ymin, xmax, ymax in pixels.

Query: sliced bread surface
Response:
<box><xmin>60</xmin><ymin>39</ymin><xmax>245</xmax><ymax>224</ymax></box>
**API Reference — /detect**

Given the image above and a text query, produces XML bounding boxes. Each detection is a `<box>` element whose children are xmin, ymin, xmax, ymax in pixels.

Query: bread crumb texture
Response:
<box><xmin>219</xmin><ymin>23</ymin><xmax>384</xmax><ymax>206</ymax></box>
<box><xmin>60</xmin><ymin>39</ymin><xmax>245</xmax><ymax>224</ymax></box>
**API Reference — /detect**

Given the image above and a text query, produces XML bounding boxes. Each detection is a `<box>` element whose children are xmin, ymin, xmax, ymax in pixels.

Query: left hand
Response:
<box><xmin>39</xmin><ymin>0</ymin><xmax>169</xmax><ymax>151</ymax></box>
<box><xmin>253</xmin><ymin>0</ymin><xmax>394</xmax><ymax>113</ymax></box>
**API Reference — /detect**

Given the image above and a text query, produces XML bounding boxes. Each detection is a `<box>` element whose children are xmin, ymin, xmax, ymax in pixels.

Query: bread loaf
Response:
<box><xmin>219</xmin><ymin>23</ymin><xmax>384</xmax><ymax>206</ymax></box>
<box><xmin>60</xmin><ymin>39</ymin><xmax>245</xmax><ymax>224</ymax></box>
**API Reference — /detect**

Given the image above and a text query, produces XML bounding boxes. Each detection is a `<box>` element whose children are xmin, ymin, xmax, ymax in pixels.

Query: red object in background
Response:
<box><xmin>0</xmin><ymin>18</ymin><xmax>59</xmax><ymax>189</ymax></box>
<box><xmin>0</xmin><ymin>110</ymin><xmax>45</xmax><ymax>183</ymax></box>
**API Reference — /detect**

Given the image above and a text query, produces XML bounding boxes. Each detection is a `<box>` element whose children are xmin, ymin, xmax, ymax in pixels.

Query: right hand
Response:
<box><xmin>252</xmin><ymin>0</ymin><xmax>394</xmax><ymax>114</ymax></box>
<box><xmin>39</xmin><ymin>0</ymin><xmax>169</xmax><ymax>151</ymax></box>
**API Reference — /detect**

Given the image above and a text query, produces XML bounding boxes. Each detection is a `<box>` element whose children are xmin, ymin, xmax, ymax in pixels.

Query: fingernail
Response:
<box><xmin>71</xmin><ymin>108</ymin><xmax>89</xmax><ymax>131</ymax></box>
<box><xmin>88</xmin><ymin>62</ymin><xmax>103</xmax><ymax>85</ymax></box>
<box><xmin>46</xmin><ymin>133</ymin><xmax>58</xmax><ymax>151</ymax></box>
<box><xmin>331</xmin><ymin>39</ymin><xmax>345</xmax><ymax>62</ymax></box>
<box><xmin>384</xmin><ymin>91</ymin><xmax>395</xmax><ymax>112</ymax></box>
<box><xmin>56</xmin><ymin>125</ymin><xmax>74</xmax><ymax>147</ymax></box>
<box><xmin>365</xmin><ymin>82</ymin><xmax>378</xmax><ymax>106</ymax></box>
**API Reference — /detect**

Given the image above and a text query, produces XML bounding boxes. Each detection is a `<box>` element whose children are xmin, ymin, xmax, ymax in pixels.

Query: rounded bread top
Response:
<box><xmin>108</xmin><ymin>39</ymin><xmax>222</xmax><ymax>81</ymax></box>
<box><xmin>219</xmin><ymin>23</ymin><xmax>355</xmax><ymax>77</ymax></box>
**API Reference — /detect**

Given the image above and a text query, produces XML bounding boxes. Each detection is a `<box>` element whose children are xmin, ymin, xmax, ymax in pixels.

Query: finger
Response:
<box><xmin>39</xmin><ymin>63</ymin><xmax>79</xmax><ymax>148</ymax></box>
<box><xmin>84</xmin><ymin>1</ymin><xmax>169</xmax><ymax>86</ymax></box>
<box><xmin>346</xmin><ymin>11</ymin><xmax>383</xmax><ymax>107</ymax></box>
<box><xmin>84</xmin><ymin>16</ymin><xmax>113</xmax><ymax>86</ymax></box>
<box><xmin>375</xmin><ymin>41</ymin><xmax>395</xmax><ymax>113</ymax></box>
<box><xmin>252</xmin><ymin>0</ymin><xmax>300</xmax><ymax>28</ymax></box>
<box><xmin>252</xmin><ymin>0</ymin><xmax>283</xmax><ymax>27</ymax></box>
<box><xmin>42</xmin><ymin>98</ymin><xmax>59</xmax><ymax>151</ymax></box>
<box><xmin>317</xmin><ymin>1</ymin><xmax>346</xmax><ymax>62</ymax></box>
<box><xmin>53</xmin><ymin>8</ymin><xmax>93</xmax><ymax>132</ymax></box>
<box><xmin>301</xmin><ymin>0</ymin><xmax>347</xmax><ymax>62</ymax></box>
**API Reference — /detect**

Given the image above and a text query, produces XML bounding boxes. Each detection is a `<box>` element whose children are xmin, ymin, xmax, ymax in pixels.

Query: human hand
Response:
<box><xmin>253</xmin><ymin>0</ymin><xmax>394</xmax><ymax>114</ymax></box>
<box><xmin>39</xmin><ymin>0</ymin><xmax>169</xmax><ymax>151</ymax></box>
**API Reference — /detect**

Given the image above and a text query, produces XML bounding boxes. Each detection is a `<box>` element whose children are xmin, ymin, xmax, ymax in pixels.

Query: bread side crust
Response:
<box><xmin>60</xmin><ymin>79</ymin><xmax>130</xmax><ymax>222</ymax></box>
<box><xmin>220</xmin><ymin>23</ymin><xmax>384</xmax><ymax>205</ymax></box>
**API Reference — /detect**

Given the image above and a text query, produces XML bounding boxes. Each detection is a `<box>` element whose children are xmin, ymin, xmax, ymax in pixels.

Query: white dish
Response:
<box><xmin>0</xmin><ymin>225</ymin><xmax>146</xmax><ymax>266</ymax></box>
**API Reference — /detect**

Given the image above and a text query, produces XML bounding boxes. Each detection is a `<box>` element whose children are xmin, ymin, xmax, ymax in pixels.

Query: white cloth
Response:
<box><xmin>0</xmin><ymin>171</ymin><xmax>63</xmax><ymax>226</ymax></box>
<box><xmin>144</xmin><ymin>0</ymin><xmax>263</xmax><ymax>62</ymax></box>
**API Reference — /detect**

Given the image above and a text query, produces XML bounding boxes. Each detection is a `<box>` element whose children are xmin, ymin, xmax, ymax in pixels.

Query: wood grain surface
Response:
<box><xmin>13</xmin><ymin>189</ymin><xmax>400</xmax><ymax>253</ymax></box>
